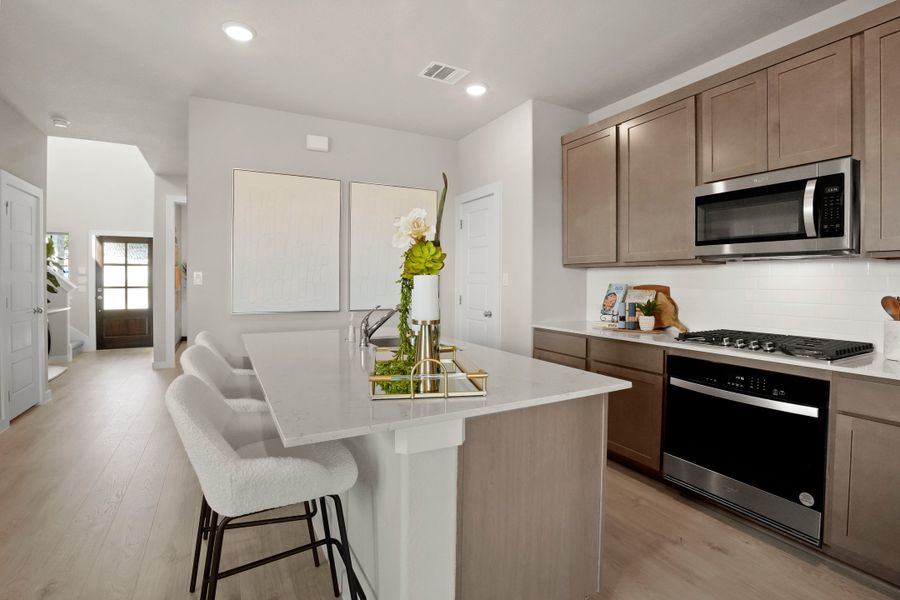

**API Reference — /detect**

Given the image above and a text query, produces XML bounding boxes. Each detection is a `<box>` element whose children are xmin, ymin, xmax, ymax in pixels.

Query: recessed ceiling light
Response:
<box><xmin>222</xmin><ymin>21</ymin><xmax>255</xmax><ymax>42</ymax></box>
<box><xmin>465</xmin><ymin>83</ymin><xmax>488</xmax><ymax>97</ymax></box>
<box><xmin>51</xmin><ymin>116</ymin><xmax>70</xmax><ymax>128</ymax></box>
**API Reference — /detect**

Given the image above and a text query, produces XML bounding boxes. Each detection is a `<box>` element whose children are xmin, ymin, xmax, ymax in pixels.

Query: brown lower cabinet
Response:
<box><xmin>826</xmin><ymin>374</ymin><xmax>900</xmax><ymax>586</ymax></box>
<box><xmin>589</xmin><ymin>361</ymin><xmax>663</xmax><ymax>473</ymax></box>
<box><xmin>533</xmin><ymin>329</ymin><xmax>665</xmax><ymax>475</ymax></box>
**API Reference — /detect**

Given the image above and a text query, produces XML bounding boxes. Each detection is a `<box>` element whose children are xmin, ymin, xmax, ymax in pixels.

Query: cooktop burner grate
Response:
<box><xmin>676</xmin><ymin>329</ymin><xmax>875</xmax><ymax>361</ymax></box>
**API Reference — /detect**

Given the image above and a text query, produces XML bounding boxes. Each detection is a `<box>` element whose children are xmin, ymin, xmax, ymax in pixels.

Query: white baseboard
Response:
<box><xmin>0</xmin><ymin>419</ymin><xmax>9</xmax><ymax>434</ymax></box>
<box><xmin>152</xmin><ymin>360</ymin><xmax>175</xmax><ymax>370</ymax></box>
<box><xmin>41</xmin><ymin>389</ymin><xmax>53</xmax><ymax>404</ymax></box>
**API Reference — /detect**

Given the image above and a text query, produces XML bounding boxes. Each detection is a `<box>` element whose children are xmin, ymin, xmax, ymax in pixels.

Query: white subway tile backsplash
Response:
<box><xmin>586</xmin><ymin>258</ymin><xmax>900</xmax><ymax>350</ymax></box>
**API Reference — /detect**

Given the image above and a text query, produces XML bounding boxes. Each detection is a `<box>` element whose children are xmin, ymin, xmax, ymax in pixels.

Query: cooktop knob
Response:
<box><xmin>763</xmin><ymin>342</ymin><xmax>777</xmax><ymax>353</ymax></box>
<box><xmin>721</xmin><ymin>337</ymin><xmax>732</xmax><ymax>347</ymax></box>
<box><xmin>734</xmin><ymin>338</ymin><xmax>746</xmax><ymax>349</ymax></box>
<box><xmin>749</xmin><ymin>340</ymin><xmax>761</xmax><ymax>351</ymax></box>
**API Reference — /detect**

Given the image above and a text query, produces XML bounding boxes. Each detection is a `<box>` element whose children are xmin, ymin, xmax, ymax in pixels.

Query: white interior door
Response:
<box><xmin>1</xmin><ymin>171</ymin><xmax>44</xmax><ymax>422</ymax></box>
<box><xmin>455</xmin><ymin>185</ymin><xmax>501</xmax><ymax>348</ymax></box>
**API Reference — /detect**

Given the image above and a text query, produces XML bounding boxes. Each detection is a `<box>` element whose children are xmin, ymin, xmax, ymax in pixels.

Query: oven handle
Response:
<box><xmin>669</xmin><ymin>377</ymin><xmax>820</xmax><ymax>418</ymax></box>
<box><xmin>803</xmin><ymin>179</ymin><xmax>817</xmax><ymax>237</ymax></box>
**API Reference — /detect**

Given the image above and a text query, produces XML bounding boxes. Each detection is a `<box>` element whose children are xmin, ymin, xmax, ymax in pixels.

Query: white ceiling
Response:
<box><xmin>0</xmin><ymin>0</ymin><xmax>843</xmax><ymax>176</ymax></box>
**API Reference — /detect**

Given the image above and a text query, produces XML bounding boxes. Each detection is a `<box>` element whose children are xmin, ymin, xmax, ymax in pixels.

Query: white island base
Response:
<box><xmin>243</xmin><ymin>330</ymin><xmax>629</xmax><ymax>600</ymax></box>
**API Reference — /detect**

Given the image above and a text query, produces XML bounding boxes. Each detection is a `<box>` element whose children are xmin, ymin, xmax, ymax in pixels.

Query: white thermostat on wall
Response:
<box><xmin>306</xmin><ymin>134</ymin><xmax>329</xmax><ymax>152</ymax></box>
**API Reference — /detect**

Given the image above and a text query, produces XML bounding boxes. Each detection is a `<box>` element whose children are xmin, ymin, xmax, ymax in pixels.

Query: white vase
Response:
<box><xmin>638</xmin><ymin>315</ymin><xmax>656</xmax><ymax>331</ymax></box>
<box><xmin>885</xmin><ymin>321</ymin><xmax>900</xmax><ymax>362</ymax></box>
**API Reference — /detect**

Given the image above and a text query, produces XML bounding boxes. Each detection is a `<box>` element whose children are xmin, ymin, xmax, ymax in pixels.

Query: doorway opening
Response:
<box><xmin>95</xmin><ymin>236</ymin><xmax>153</xmax><ymax>349</ymax></box>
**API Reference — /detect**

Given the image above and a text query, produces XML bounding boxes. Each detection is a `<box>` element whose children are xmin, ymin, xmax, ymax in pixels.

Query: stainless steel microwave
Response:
<box><xmin>694</xmin><ymin>157</ymin><xmax>859</xmax><ymax>259</ymax></box>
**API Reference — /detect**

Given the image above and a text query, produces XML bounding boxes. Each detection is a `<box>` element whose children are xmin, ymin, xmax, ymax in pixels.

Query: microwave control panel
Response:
<box><xmin>819</xmin><ymin>175</ymin><xmax>844</xmax><ymax>237</ymax></box>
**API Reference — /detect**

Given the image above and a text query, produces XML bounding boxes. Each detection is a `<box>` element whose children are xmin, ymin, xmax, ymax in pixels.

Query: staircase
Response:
<box><xmin>70</xmin><ymin>339</ymin><xmax>84</xmax><ymax>358</ymax></box>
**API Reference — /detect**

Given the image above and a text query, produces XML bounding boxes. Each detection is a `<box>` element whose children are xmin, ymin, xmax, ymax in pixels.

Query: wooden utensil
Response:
<box><xmin>882</xmin><ymin>296</ymin><xmax>900</xmax><ymax>321</ymax></box>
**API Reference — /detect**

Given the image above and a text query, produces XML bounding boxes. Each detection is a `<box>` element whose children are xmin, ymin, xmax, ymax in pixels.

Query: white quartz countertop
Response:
<box><xmin>534</xmin><ymin>321</ymin><xmax>900</xmax><ymax>382</ymax></box>
<box><xmin>243</xmin><ymin>329</ymin><xmax>632</xmax><ymax>447</ymax></box>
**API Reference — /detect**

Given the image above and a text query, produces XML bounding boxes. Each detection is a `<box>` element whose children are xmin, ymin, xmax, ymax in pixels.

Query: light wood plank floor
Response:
<box><xmin>0</xmin><ymin>348</ymin><xmax>897</xmax><ymax>599</ymax></box>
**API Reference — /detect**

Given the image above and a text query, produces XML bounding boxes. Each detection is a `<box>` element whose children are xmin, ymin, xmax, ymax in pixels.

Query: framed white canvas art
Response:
<box><xmin>349</xmin><ymin>182</ymin><xmax>437</xmax><ymax>310</ymax></box>
<box><xmin>231</xmin><ymin>169</ymin><xmax>341</xmax><ymax>313</ymax></box>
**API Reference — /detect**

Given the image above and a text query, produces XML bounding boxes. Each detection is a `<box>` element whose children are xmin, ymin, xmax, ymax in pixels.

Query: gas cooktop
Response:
<box><xmin>676</xmin><ymin>329</ymin><xmax>875</xmax><ymax>361</ymax></box>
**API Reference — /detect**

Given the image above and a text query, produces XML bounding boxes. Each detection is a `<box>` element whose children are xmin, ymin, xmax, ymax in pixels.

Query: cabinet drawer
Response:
<box><xmin>590</xmin><ymin>361</ymin><xmax>664</xmax><ymax>472</ymax></box>
<box><xmin>834</xmin><ymin>374</ymin><xmax>900</xmax><ymax>424</ymax></box>
<box><xmin>533</xmin><ymin>349</ymin><xmax>586</xmax><ymax>370</ymax></box>
<box><xmin>533</xmin><ymin>329</ymin><xmax>587</xmax><ymax>358</ymax></box>
<box><xmin>589</xmin><ymin>338</ymin><xmax>664</xmax><ymax>374</ymax></box>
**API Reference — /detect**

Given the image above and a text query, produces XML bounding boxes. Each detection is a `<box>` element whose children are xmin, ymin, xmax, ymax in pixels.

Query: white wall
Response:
<box><xmin>46</xmin><ymin>137</ymin><xmax>154</xmax><ymax>344</ymax></box>
<box><xmin>586</xmin><ymin>259</ymin><xmax>900</xmax><ymax>350</ymax></box>
<box><xmin>531</xmin><ymin>100</ymin><xmax>589</xmax><ymax>324</ymax></box>
<box><xmin>456</xmin><ymin>101</ymin><xmax>534</xmax><ymax>356</ymax></box>
<box><xmin>186</xmin><ymin>97</ymin><xmax>457</xmax><ymax>355</ymax></box>
<box><xmin>588</xmin><ymin>0</ymin><xmax>893</xmax><ymax>122</ymax></box>
<box><xmin>152</xmin><ymin>174</ymin><xmax>186</xmax><ymax>368</ymax></box>
<box><xmin>0</xmin><ymin>96</ymin><xmax>46</xmax><ymax>190</ymax></box>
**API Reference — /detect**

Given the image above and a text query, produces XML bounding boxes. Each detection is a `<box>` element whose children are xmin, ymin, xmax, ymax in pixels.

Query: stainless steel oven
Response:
<box><xmin>694</xmin><ymin>157</ymin><xmax>858</xmax><ymax>259</ymax></box>
<box><xmin>663</xmin><ymin>355</ymin><xmax>830</xmax><ymax>545</ymax></box>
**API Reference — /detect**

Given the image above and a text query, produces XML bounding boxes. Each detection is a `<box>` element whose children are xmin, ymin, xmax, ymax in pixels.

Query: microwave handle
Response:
<box><xmin>803</xmin><ymin>179</ymin><xmax>817</xmax><ymax>237</ymax></box>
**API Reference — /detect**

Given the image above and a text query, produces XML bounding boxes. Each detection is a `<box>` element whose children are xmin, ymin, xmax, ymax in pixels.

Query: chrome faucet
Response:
<box><xmin>359</xmin><ymin>305</ymin><xmax>399</xmax><ymax>347</ymax></box>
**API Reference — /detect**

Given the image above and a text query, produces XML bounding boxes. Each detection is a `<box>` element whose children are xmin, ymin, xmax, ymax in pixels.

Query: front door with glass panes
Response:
<box><xmin>95</xmin><ymin>236</ymin><xmax>153</xmax><ymax>349</ymax></box>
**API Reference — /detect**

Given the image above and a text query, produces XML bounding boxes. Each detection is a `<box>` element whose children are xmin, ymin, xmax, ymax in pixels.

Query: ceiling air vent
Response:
<box><xmin>417</xmin><ymin>61</ymin><xmax>470</xmax><ymax>85</ymax></box>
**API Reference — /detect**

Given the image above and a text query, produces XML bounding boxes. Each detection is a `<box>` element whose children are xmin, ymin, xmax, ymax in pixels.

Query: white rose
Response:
<box><xmin>392</xmin><ymin>208</ymin><xmax>434</xmax><ymax>249</ymax></box>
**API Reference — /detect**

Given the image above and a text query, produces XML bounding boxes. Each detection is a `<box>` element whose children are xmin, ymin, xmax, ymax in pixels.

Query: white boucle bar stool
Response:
<box><xmin>180</xmin><ymin>344</ymin><xmax>267</xmax><ymax>411</ymax></box>
<box><xmin>195</xmin><ymin>330</ymin><xmax>253</xmax><ymax>371</ymax></box>
<box><xmin>166</xmin><ymin>375</ymin><xmax>365</xmax><ymax>600</ymax></box>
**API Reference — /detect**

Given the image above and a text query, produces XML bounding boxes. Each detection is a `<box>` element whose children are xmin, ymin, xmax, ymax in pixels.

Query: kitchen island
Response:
<box><xmin>243</xmin><ymin>329</ymin><xmax>631</xmax><ymax>600</ymax></box>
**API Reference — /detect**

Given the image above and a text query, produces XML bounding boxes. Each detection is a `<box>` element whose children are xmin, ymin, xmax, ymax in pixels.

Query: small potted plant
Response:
<box><xmin>636</xmin><ymin>298</ymin><xmax>659</xmax><ymax>331</ymax></box>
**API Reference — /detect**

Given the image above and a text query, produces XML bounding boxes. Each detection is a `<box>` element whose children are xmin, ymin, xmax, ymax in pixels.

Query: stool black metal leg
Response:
<box><xmin>305</xmin><ymin>500</ymin><xmax>321</xmax><ymax>567</ymax></box>
<box><xmin>200</xmin><ymin>510</ymin><xmax>219</xmax><ymax>600</ymax></box>
<box><xmin>190</xmin><ymin>496</ymin><xmax>210</xmax><ymax>592</ymax></box>
<box><xmin>205</xmin><ymin>516</ymin><xmax>233</xmax><ymax>600</ymax></box>
<box><xmin>330</xmin><ymin>494</ymin><xmax>365</xmax><ymax>600</ymax></box>
<box><xmin>202</xmin><ymin>504</ymin><xmax>211</xmax><ymax>540</ymax></box>
<box><xmin>320</xmin><ymin>496</ymin><xmax>341</xmax><ymax>597</ymax></box>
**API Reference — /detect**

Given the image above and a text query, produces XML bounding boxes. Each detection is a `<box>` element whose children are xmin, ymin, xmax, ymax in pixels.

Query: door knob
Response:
<box><xmin>483</xmin><ymin>310</ymin><xmax>492</xmax><ymax>318</ymax></box>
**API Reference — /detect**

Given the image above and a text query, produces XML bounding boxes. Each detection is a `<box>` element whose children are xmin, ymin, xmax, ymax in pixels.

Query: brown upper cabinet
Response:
<box><xmin>618</xmin><ymin>97</ymin><xmax>696</xmax><ymax>262</ymax></box>
<box><xmin>563</xmin><ymin>127</ymin><xmax>617</xmax><ymax>264</ymax></box>
<box><xmin>699</xmin><ymin>70</ymin><xmax>768</xmax><ymax>183</ymax></box>
<box><xmin>768</xmin><ymin>39</ymin><xmax>852</xmax><ymax>170</ymax></box>
<box><xmin>864</xmin><ymin>19</ymin><xmax>900</xmax><ymax>253</ymax></box>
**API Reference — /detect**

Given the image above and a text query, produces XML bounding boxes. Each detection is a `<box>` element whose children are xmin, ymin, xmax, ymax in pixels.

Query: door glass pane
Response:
<box><xmin>127</xmin><ymin>243</ymin><xmax>149</xmax><ymax>264</ymax></box>
<box><xmin>127</xmin><ymin>287</ymin><xmax>149</xmax><ymax>309</ymax></box>
<box><xmin>103</xmin><ymin>242</ymin><xmax>126</xmax><ymax>264</ymax></box>
<box><xmin>103</xmin><ymin>265</ymin><xmax>126</xmax><ymax>287</ymax></box>
<box><xmin>127</xmin><ymin>265</ymin><xmax>149</xmax><ymax>287</ymax></box>
<box><xmin>103</xmin><ymin>288</ymin><xmax>126</xmax><ymax>310</ymax></box>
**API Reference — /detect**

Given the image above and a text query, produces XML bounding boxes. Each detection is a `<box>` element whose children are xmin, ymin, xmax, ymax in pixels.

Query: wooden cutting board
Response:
<box><xmin>634</xmin><ymin>284</ymin><xmax>687</xmax><ymax>332</ymax></box>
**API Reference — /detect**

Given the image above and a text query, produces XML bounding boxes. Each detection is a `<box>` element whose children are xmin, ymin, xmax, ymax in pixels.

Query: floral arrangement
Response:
<box><xmin>374</xmin><ymin>174</ymin><xmax>448</xmax><ymax>391</ymax></box>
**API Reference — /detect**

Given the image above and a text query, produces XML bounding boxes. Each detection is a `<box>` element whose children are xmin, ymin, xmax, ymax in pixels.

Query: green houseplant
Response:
<box><xmin>636</xmin><ymin>298</ymin><xmax>659</xmax><ymax>331</ymax></box>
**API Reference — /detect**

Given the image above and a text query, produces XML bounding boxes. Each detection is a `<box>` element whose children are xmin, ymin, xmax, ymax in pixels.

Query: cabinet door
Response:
<box><xmin>699</xmin><ymin>71</ymin><xmax>768</xmax><ymax>182</ymax></box>
<box><xmin>864</xmin><ymin>19</ymin><xmax>900</xmax><ymax>252</ymax></box>
<box><xmin>828</xmin><ymin>414</ymin><xmax>900</xmax><ymax>584</ymax></box>
<box><xmin>768</xmin><ymin>39</ymin><xmax>852</xmax><ymax>169</ymax></box>
<box><xmin>590</xmin><ymin>361</ymin><xmax>663</xmax><ymax>472</ymax></box>
<box><xmin>563</xmin><ymin>127</ymin><xmax>617</xmax><ymax>264</ymax></box>
<box><xmin>619</xmin><ymin>98</ymin><xmax>696</xmax><ymax>262</ymax></box>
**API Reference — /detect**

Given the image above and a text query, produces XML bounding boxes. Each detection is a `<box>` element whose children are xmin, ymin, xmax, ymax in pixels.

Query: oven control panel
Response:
<box><xmin>669</xmin><ymin>355</ymin><xmax>829</xmax><ymax>408</ymax></box>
